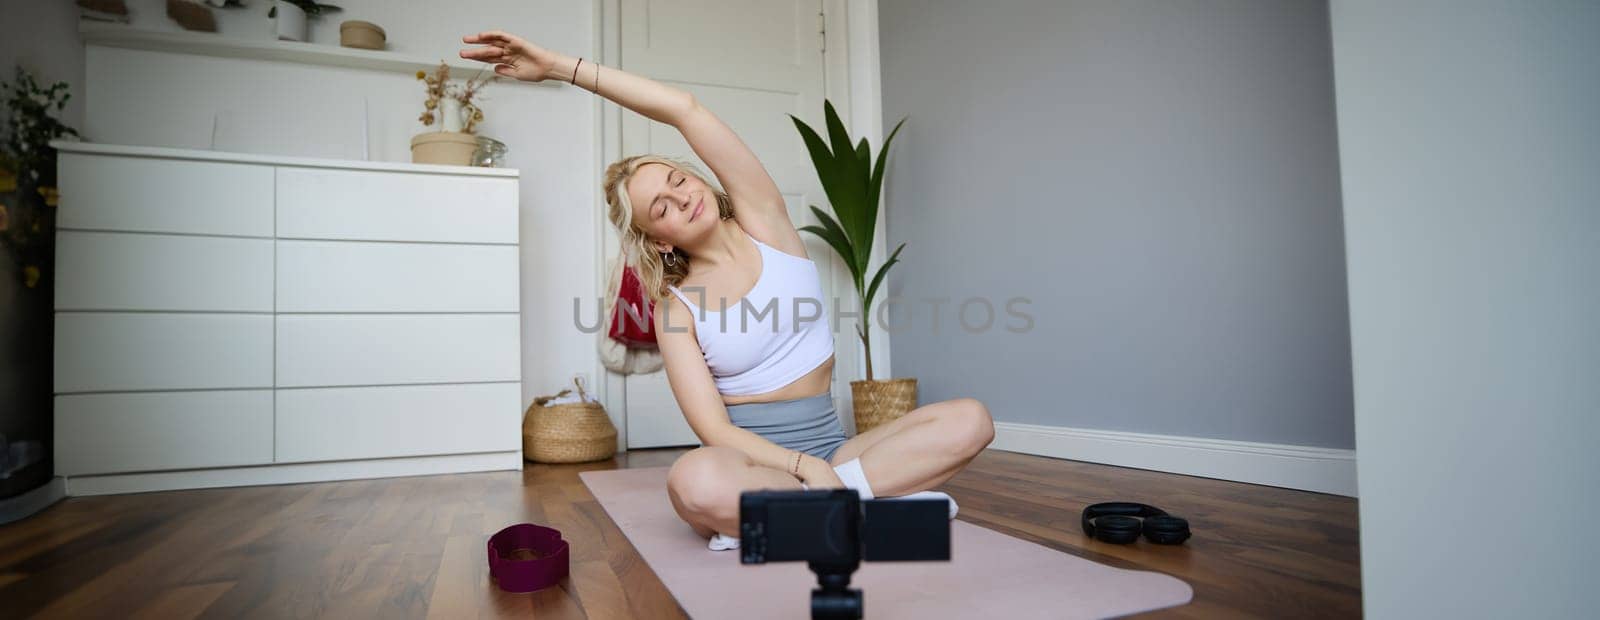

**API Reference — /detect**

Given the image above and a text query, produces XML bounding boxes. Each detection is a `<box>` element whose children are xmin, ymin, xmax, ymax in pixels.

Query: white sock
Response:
<box><xmin>833</xmin><ymin>459</ymin><xmax>875</xmax><ymax>500</ymax></box>
<box><xmin>705</xmin><ymin>475</ymin><xmax>960</xmax><ymax>551</ymax></box>
<box><xmin>833</xmin><ymin>458</ymin><xmax>957</xmax><ymax>519</ymax></box>
<box><xmin>881</xmin><ymin>490</ymin><xmax>960</xmax><ymax>520</ymax></box>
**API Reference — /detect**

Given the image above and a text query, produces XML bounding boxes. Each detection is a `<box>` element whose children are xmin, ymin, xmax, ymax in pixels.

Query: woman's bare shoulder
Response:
<box><xmin>655</xmin><ymin>290</ymin><xmax>698</xmax><ymax>337</ymax></box>
<box><xmin>733</xmin><ymin>210</ymin><xmax>809</xmax><ymax>261</ymax></box>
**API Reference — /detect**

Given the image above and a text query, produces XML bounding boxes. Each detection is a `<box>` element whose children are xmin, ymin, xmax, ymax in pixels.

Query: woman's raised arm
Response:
<box><xmin>461</xmin><ymin>30</ymin><xmax>797</xmax><ymax>246</ymax></box>
<box><xmin>673</xmin><ymin>103</ymin><xmax>797</xmax><ymax>248</ymax></box>
<box><xmin>462</xmin><ymin>30</ymin><xmax>692</xmax><ymax>125</ymax></box>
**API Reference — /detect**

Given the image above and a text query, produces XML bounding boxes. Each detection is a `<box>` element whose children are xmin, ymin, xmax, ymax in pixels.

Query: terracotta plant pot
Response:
<box><xmin>410</xmin><ymin>131</ymin><xmax>478</xmax><ymax>166</ymax></box>
<box><xmin>339</xmin><ymin>20</ymin><xmax>386</xmax><ymax>50</ymax></box>
<box><xmin>850</xmin><ymin>377</ymin><xmax>918</xmax><ymax>434</ymax></box>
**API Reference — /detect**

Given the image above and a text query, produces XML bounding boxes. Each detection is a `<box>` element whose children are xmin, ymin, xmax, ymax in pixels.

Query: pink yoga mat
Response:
<box><xmin>579</xmin><ymin>467</ymin><xmax>1192</xmax><ymax>619</ymax></box>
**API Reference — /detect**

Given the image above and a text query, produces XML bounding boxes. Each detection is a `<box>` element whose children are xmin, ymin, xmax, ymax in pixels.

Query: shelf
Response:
<box><xmin>78</xmin><ymin>21</ymin><xmax>555</xmax><ymax>88</ymax></box>
<box><xmin>51</xmin><ymin>140</ymin><xmax>520</xmax><ymax>178</ymax></box>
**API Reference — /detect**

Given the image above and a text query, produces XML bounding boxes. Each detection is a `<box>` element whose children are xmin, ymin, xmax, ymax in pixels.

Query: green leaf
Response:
<box><xmin>851</xmin><ymin>136</ymin><xmax>876</xmax><ymax>269</ymax></box>
<box><xmin>823</xmin><ymin>100</ymin><xmax>856</xmax><ymax>175</ymax></box>
<box><xmin>801</xmin><ymin>206</ymin><xmax>863</xmax><ymax>286</ymax></box>
<box><xmin>864</xmin><ymin>242</ymin><xmax>906</xmax><ymax>310</ymax></box>
<box><xmin>855</xmin><ymin>118</ymin><xmax>905</xmax><ymax>274</ymax></box>
<box><xmin>822</xmin><ymin>101</ymin><xmax>870</xmax><ymax>250</ymax></box>
<box><xmin>869</xmin><ymin>116</ymin><xmax>907</xmax><ymax>223</ymax></box>
<box><xmin>819</xmin><ymin>100</ymin><xmax>870</xmax><ymax>242</ymax></box>
<box><xmin>799</xmin><ymin>224</ymin><xmax>863</xmax><ymax>288</ymax></box>
<box><xmin>790</xmin><ymin>114</ymin><xmax>861</xmax><ymax>245</ymax></box>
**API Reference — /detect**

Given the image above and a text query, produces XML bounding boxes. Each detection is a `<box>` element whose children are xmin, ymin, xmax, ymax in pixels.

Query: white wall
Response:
<box><xmin>64</xmin><ymin>0</ymin><xmax>601</xmax><ymax>408</ymax></box>
<box><xmin>1332</xmin><ymin>1</ymin><xmax>1599</xmax><ymax>616</ymax></box>
<box><xmin>0</xmin><ymin>0</ymin><xmax>86</xmax><ymax>129</ymax></box>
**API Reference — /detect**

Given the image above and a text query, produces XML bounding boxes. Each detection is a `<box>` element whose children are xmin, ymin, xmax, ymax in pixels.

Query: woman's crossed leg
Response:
<box><xmin>667</xmin><ymin>446</ymin><xmax>803</xmax><ymax>538</ymax></box>
<box><xmin>665</xmin><ymin>397</ymin><xmax>994</xmax><ymax>539</ymax></box>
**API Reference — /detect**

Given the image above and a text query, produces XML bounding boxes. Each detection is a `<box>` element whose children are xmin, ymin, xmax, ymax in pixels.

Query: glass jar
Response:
<box><xmin>471</xmin><ymin>136</ymin><xmax>508</xmax><ymax>168</ymax></box>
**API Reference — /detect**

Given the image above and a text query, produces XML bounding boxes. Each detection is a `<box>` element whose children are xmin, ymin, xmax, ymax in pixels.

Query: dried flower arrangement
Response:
<box><xmin>415</xmin><ymin>62</ymin><xmax>495</xmax><ymax>134</ymax></box>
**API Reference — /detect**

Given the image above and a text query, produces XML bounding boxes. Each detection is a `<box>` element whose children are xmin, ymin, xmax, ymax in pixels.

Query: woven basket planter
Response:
<box><xmin>523</xmin><ymin>377</ymin><xmax>618</xmax><ymax>464</ymax></box>
<box><xmin>850</xmin><ymin>377</ymin><xmax>918</xmax><ymax>434</ymax></box>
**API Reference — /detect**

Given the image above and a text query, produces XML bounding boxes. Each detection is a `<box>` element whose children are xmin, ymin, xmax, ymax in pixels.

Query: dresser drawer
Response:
<box><xmin>54</xmin><ymin>313</ymin><xmax>274</xmax><ymax>393</ymax></box>
<box><xmin>56</xmin><ymin>152</ymin><xmax>274</xmax><ymax>237</ymax></box>
<box><xmin>55</xmin><ymin>390</ymin><xmax>273</xmax><ymax>475</ymax></box>
<box><xmin>56</xmin><ymin>231</ymin><xmax>273</xmax><ymax>312</ymax></box>
<box><xmin>275</xmin><ymin>383</ymin><xmax>520</xmax><ymax>463</ymax></box>
<box><xmin>276</xmin><ymin>168</ymin><xmax>518</xmax><ymax>243</ymax></box>
<box><xmin>276</xmin><ymin>240</ymin><xmax>518</xmax><ymax>312</ymax></box>
<box><xmin>275</xmin><ymin>315</ymin><xmax>519</xmax><ymax>387</ymax></box>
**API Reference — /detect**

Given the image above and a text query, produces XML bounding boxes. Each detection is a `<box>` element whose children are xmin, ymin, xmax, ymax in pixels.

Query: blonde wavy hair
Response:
<box><xmin>603</xmin><ymin>155</ymin><xmax>735</xmax><ymax>304</ymax></box>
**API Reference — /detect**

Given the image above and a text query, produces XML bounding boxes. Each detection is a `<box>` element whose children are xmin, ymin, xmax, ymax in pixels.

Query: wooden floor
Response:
<box><xmin>0</xmin><ymin>449</ymin><xmax>1361</xmax><ymax>618</ymax></box>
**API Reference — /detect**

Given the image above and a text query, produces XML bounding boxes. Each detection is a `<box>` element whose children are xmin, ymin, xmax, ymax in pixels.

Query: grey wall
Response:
<box><xmin>878</xmin><ymin>0</ymin><xmax>1353</xmax><ymax>448</ymax></box>
<box><xmin>1332</xmin><ymin>1</ymin><xmax>1599</xmax><ymax>616</ymax></box>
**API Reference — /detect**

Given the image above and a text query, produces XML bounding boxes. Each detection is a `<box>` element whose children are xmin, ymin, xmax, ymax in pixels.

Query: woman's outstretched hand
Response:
<box><xmin>460</xmin><ymin>30</ymin><xmax>563</xmax><ymax>83</ymax></box>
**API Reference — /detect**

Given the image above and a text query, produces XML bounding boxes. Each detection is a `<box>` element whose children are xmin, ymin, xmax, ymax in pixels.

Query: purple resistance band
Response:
<box><xmin>487</xmin><ymin>523</ymin><xmax>570</xmax><ymax>592</ymax></box>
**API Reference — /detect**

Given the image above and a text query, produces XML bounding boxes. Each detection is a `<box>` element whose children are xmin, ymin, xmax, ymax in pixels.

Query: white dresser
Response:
<box><xmin>50</xmin><ymin>141</ymin><xmax>524</xmax><ymax>496</ymax></box>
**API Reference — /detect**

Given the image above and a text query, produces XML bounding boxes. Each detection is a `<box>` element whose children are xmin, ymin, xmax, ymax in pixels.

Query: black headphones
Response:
<box><xmin>1080</xmin><ymin>502</ymin><xmax>1191</xmax><ymax>545</ymax></box>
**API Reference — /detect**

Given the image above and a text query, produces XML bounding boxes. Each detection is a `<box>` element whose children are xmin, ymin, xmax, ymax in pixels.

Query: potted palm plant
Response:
<box><xmin>791</xmin><ymin>101</ymin><xmax>911</xmax><ymax>434</ymax></box>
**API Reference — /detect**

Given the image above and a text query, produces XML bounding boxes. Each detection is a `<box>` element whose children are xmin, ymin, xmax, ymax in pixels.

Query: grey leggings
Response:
<box><xmin>724</xmin><ymin>392</ymin><xmax>848</xmax><ymax>463</ymax></box>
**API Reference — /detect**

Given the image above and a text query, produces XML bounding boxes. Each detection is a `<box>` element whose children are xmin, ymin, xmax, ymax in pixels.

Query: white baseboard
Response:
<box><xmin>991</xmin><ymin>422</ymin><xmax>1357</xmax><ymax>497</ymax></box>
<box><xmin>64</xmin><ymin>451</ymin><xmax>524</xmax><ymax>496</ymax></box>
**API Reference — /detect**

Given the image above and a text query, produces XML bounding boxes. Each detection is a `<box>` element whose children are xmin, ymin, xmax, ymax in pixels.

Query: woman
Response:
<box><xmin>462</xmin><ymin>30</ymin><xmax>995</xmax><ymax>550</ymax></box>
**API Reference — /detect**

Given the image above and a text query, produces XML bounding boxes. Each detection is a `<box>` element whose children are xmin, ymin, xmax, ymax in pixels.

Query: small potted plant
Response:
<box><xmin>791</xmin><ymin>100</ymin><xmax>912</xmax><ymax>434</ymax></box>
<box><xmin>1</xmin><ymin>66</ymin><xmax>79</xmax><ymax>291</ymax></box>
<box><xmin>410</xmin><ymin>62</ymin><xmax>495</xmax><ymax>166</ymax></box>
<box><xmin>268</xmin><ymin>0</ymin><xmax>341</xmax><ymax>42</ymax></box>
<box><xmin>1</xmin><ymin>66</ymin><xmax>80</xmax><ymax>511</ymax></box>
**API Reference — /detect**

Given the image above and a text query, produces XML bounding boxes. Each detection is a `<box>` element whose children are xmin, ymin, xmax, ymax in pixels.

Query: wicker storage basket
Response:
<box><xmin>850</xmin><ymin>377</ymin><xmax>919</xmax><ymax>434</ymax></box>
<box><xmin>523</xmin><ymin>376</ymin><xmax>618</xmax><ymax>464</ymax></box>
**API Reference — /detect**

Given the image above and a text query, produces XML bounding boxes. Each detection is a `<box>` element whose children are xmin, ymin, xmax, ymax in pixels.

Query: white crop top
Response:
<box><xmin>667</xmin><ymin>231</ymin><xmax>834</xmax><ymax>395</ymax></box>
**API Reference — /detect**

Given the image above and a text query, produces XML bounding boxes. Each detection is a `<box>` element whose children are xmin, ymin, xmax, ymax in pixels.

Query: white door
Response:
<box><xmin>607</xmin><ymin>0</ymin><xmax>846</xmax><ymax>448</ymax></box>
